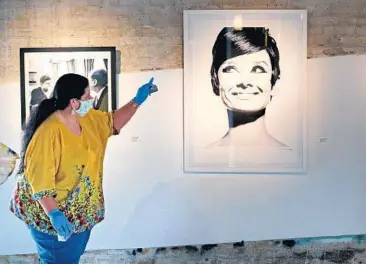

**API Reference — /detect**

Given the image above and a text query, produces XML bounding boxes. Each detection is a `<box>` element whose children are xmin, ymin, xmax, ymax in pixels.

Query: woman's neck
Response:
<box><xmin>227</xmin><ymin>109</ymin><xmax>265</xmax><ymax>128</ymax></box>
<box><xmin>225</xmin><ymin>117</ymin><xmax>268</xmax><ymax>143</ymax></box>
<box><xmin>59</xmin><ymin>107</ymin><xmax>77</xmax><ymax>120</ymax></box>
<box><xmin>57</xmin><ymin>108</ymin><xmax>82</xmax><ymax>135</ymax></box>
<box><xmin>220</xmin><ymin>109</ymin><xmax>274</xmax><ymax>146</ymax></box>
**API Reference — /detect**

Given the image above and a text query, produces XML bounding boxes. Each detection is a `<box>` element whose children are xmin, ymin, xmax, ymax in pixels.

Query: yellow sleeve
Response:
<box><xmin>24</xmin><ymin>125</ymin><xmax>61</xmax><ymax>201</ymax></box>
<box><xmin>88</xmin><ymin>109</ymin><xmax>118</xmax><ymax>141</ymax></box>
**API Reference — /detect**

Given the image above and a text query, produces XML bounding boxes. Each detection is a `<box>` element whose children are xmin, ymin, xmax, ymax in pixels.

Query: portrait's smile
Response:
<box><xmin>229</xmin><ymin>85</ymin><xmax>263</xmax><ymax>99</ymax></box>
<box><xmin>218</xmin><ymin>50</ymin><xmax>272</xmax><ymax>112</ymax></box>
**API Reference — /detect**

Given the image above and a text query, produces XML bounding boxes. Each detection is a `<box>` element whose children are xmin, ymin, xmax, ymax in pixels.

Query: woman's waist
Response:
<box><xmin>11</xmin><ymin>181</ymin><xmax>104</xmax><ymax>212</ymax></box>
<box><xmin>14</xmin><ymin>172</ymin><xmax>103</xmax><ymax>203</ymax></box>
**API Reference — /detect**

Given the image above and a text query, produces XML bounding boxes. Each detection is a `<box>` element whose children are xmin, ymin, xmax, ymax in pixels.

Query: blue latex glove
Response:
<box><xmin>132</xmin><ymin>77</ymin><xmax>154</xmax><ymax>106</ymax></box>
<box><xmin>48</xmin><ymin>208</ymin><xmax>74</xmax><ymax>240</ymax></box>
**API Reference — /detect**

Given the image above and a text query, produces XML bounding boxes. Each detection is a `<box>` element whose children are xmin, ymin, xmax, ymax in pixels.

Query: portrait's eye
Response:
<box><xmin>222</xmin><ymin>65</ymin><xmax>237</xmax><ymax>73</ymax></box>
<box><xmin>251</xmin><ymin>65</ymin><xmax>267</xmax><ymax>73</ymax></box>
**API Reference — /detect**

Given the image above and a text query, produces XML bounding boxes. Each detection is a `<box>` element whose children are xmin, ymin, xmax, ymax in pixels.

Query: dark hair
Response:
<box><xmin>40</xmin><ymin>75</ymin><xmax>51</xmax><ymax>85</ymax></box>
<box><xmin>17</xmin><ymin>73</ymin><xmax>88</xmax><ymax>173</ymax></box>
<box><xmin>210</xmin><ymin>27</ymin><xmax>280</xmax><ymax>96</ymax></box>
<box><xmin>91</xmin><ymin>69</ymin><xmax>108</xmax><ymax>88</ymax></box>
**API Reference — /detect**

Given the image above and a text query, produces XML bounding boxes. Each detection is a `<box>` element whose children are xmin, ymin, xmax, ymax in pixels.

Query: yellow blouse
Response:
<box><xmin>9</xmin><ymin>109</ymin><xmax>116</xmax><ymax>235</ymax></box>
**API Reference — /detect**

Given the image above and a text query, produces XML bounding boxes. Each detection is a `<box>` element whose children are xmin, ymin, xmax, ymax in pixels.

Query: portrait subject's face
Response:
<box><xmin>41</xmin><ymin>80</ymin><xmax>51</xmax><ymax>93</ymax></box>
<box><xmin>88</xmin><ymin>78</ymin><xmax>98</xmax><ymax>99</ymax></box>
<box><xmin>217</xmin><ymin>50</ymin><xmax>273</xmax><ymax>112</ymax></box>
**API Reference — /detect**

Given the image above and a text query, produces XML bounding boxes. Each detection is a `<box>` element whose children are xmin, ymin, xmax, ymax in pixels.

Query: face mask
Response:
<box><xmin>90</xmin><ymin>90</ymin><xmax>97</xmax><ymax>98</ymax></box>
<box><xmin>74</xmin><ymin>99</ymin><xmax>94</xmax><ymax>117</ymax></box>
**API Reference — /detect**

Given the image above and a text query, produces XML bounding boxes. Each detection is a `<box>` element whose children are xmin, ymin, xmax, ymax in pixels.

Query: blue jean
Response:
<box><xmin>28</xmin><ymin>227</ymin><xmax>91</xmax><ymax>264</ymax></box>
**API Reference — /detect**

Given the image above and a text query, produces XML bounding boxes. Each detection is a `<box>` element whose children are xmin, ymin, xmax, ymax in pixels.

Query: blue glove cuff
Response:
<box><xmin>132</xmin><ymin>97</ymin><xmax>142</xmax><ymax>106</ymax></box>
<box><xmin>48</xmin><ymin>208</ymin><xmax>62</xmax><ymax>217</ymax></box>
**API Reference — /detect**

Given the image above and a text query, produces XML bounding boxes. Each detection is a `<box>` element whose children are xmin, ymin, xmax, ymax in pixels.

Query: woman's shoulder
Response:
<box><xmin>82</xmin><ymin>109</ymin><xmax>112</xmax><ymax>125</ymax></box>
<box><xmin>85</xmin><ymin>109</ymin><xmax>110</xmax><ymax>119</ymax></box>
<box><xmin>32</xmin><ymin>113</ymin><xmax>62</xmax><ymax>138</ymax></box>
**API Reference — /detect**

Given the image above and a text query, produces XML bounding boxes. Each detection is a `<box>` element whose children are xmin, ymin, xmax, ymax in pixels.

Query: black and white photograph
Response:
<box><xmin>183</xmin><ymin>10</ymin><xmax>307</xmax><ymax>173</ymax></box>
<box><xmin>20</xmin><ymin>47</ymin><xmax>116</xmax><ymax>126</ymax></box>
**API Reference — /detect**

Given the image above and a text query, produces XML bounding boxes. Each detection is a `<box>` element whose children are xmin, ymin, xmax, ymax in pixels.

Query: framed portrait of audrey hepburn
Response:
<box><xmin>20</xmin><ymin>47</ymin><xmax>117</xmax><ymax>126</ymax></box>
<box><xmin>183</xmin><ymin>10</ymin><xmax>307</xmax><ymax>174</ymax></box>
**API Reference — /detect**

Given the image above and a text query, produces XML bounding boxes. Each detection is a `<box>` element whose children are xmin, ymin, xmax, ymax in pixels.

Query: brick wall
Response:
<box><xmin>1</xmin><ymin>0</ymin><xmax>366</xmax><ymax>84</ymax></box>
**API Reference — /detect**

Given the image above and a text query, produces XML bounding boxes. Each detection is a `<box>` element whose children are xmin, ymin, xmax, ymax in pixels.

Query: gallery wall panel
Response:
<box><xmin>1</xmin><ymin>57</ymin><xmax>366</xmax><ymax>254</ymax></box>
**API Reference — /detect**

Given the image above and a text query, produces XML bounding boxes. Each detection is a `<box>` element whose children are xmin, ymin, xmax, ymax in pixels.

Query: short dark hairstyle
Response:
<box><xmin>91</xmin><ymin>69</ymin><xmax>108</xmax><ymax>88</ymax></box>
<box><xmin>210</xmin><ymin>27</ymin><xmax>281</xmax><ymax>96</ymax></box>
<box><xmin>40</xmin><ymin>75</ymin><xmax>51</xmax><ymax>85</ymax></box>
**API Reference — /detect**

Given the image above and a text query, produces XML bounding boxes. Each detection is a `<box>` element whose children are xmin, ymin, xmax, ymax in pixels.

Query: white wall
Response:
<box><xmin>1</xmin><ymin>55</ymin><xmax>366</xmax><ymax>255</ymax></box>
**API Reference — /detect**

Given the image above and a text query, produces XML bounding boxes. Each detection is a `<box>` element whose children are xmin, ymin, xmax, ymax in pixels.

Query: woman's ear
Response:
<box><xmin>210</xmin><ymin>65</ymin><xmax>220</xmax><ymax>96</ymax></box>
<box><xmin>69</xmin><ymin>98</ymin><xmax>80</xmax><ymax>110</ymax></box>
<box><xmin>271</xmin><ymin>67</ymin><xmax>280</xmax><ymax>87</ymax></box>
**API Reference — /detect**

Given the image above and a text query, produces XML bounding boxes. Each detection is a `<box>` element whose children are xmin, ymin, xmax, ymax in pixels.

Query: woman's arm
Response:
<box><xmin>38</xmin><ymin>196</ymin><xmax>74</xmax><ymax>239</ymax></box>
<box><xmin>112</xmin><ymin>100</ymin><xmax>139</xmax><ymax>132</ymax></box>
<box><xmin>112</xmin><ymin>77</ymin><xmax>154</xmax><ymax>133</ymax></box>
<box><xmin>38</xmin><ymin>196</ymin><xmax>58</xmax><ymax>214</ymax></box>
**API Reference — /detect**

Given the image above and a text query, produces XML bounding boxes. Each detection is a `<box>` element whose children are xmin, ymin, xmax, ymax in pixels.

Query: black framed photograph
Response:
<box><xmin>20</xmin><ymin>47</ymin><xmax>117</xmax><ymax>126</ymax></box>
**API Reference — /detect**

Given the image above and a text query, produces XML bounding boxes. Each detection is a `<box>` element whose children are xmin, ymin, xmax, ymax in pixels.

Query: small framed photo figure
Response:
<box><xmin>20</xmin><ymin>47</ymin><xmax>117</xmax><ymax>126</ymax></box>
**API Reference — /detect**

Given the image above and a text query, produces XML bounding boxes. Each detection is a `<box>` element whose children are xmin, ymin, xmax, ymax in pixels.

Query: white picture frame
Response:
<box><xmin>183</xmin><ymin>10</ymin><xmax>307</xmax><ymax>174</ymax></box>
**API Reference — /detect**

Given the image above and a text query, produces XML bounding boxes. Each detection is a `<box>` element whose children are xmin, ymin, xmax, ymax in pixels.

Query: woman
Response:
<box><xmin>9</xmin><ymin>73</ymin><xmax>155</xmax><ymax>263</ymax></box>
<box><xmin>209</xmin><ymin>27</ymin><xmax>287</xmax><ymax>149</ymax></box>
